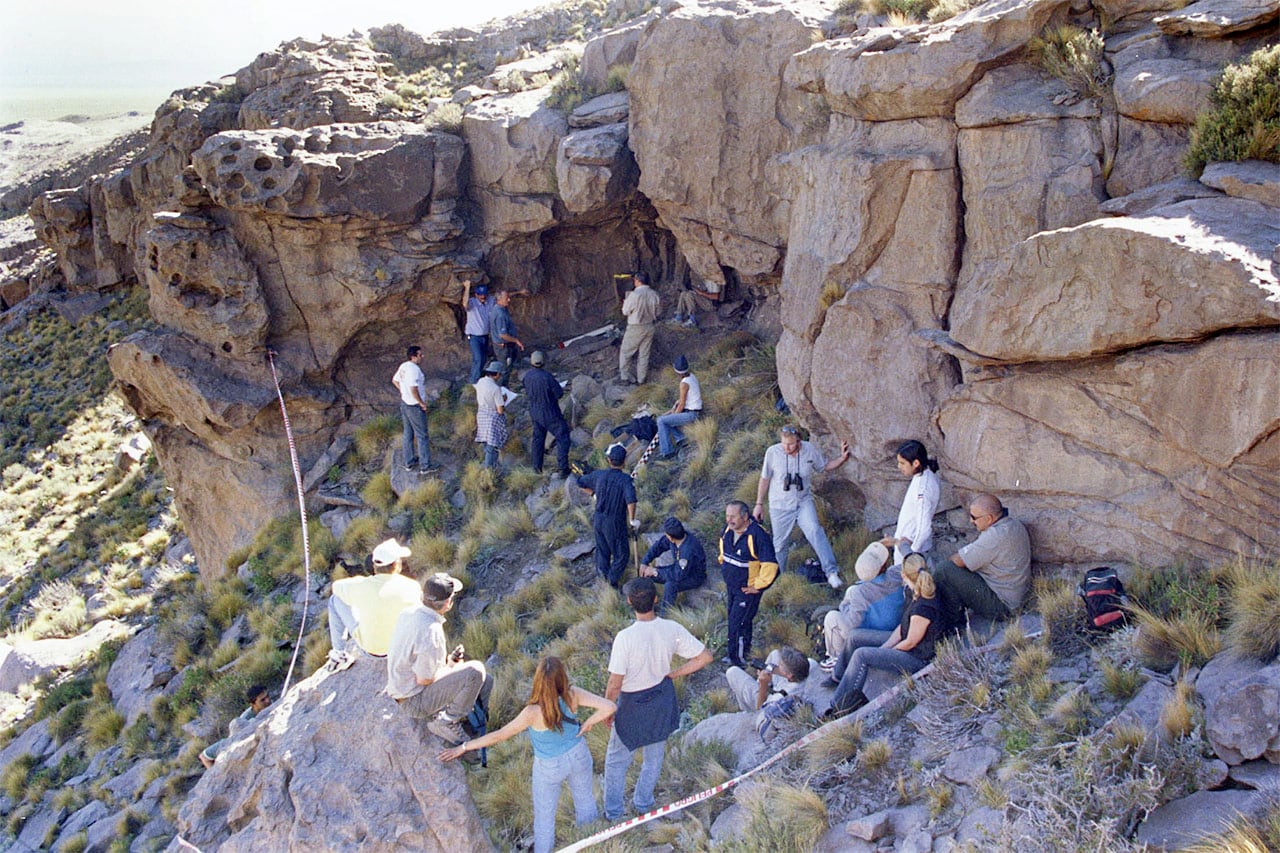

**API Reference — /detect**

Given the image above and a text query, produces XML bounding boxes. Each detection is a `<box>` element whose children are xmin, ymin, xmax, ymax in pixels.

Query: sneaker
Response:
<box><xmin>418</xmin><ymin>464</ymin><xmax>439</xmax><ymax>475</ymax></box>
<box><xmin>427</xmin><ymin>715</ymin><xmax>467</xmax><ymax>745</ymax></box>
<box><xmin>681</xmin><ymin>318</ymin><xmax>697</xmax><ymax>328</ymax></box>
<box><xmin>827</xmin><ymin>573</ymin><xmax>843</xmax><ymax>590</ymax></box>
<box><xmin>403</xmin><ymin>464</ymin><xmax>417</xmax><ymax>472</ymax></box>
<box><xmin>819</xmin><ymin>656</ymin><xmax>838</xmax><ymax>673</ymax></box>
<box><xmin>325</xmin><ymin>649</ymin><xmax>357</xmax><ymax>672</ymax></box>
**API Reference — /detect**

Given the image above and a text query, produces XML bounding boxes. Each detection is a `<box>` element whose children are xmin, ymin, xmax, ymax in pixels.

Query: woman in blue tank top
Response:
<box><xmin>441</xmin><ymin>656</ymin><xmax>615</xmax><ymax>853</ymax></box>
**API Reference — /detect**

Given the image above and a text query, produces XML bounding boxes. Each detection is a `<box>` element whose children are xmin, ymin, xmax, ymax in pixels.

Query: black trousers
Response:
<box><xmin>726</xmin><ymin>586</ymin><xmax>763</xmax><ymax>664</ymax></box>
<box><xmin>531</xmin><ymin>415</ymin><xmax>571</xmax><ymax>475</ymax></box>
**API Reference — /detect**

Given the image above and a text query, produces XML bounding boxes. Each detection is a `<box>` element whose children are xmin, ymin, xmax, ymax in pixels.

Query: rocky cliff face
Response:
<box><xmin>22</xmin><ymin>0</ymin><xmax>1280</xmax><ymax>574</ymax></box>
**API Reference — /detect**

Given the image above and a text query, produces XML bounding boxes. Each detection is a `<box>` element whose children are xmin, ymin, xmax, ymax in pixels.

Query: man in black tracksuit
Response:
<box><xmin>522</xmin><ymin>351</ymin><xmax>572</xmax><ymax>477</ymax></box>
<box><xmin>718</xmin><ymin>500</ymin><xmax>779</xmax><ymax>668</ymax></box>
<box><xmin>577</xmin><ymin>444</ymin><xmax>637</xmax><ymax>588</ymax></box>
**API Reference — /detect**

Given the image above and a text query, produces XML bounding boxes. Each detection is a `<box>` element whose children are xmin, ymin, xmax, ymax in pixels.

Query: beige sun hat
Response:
<box><xmin>854</xmin><ymin>541</ymin><xmax>891</xmax><ymax>581</ymax></box>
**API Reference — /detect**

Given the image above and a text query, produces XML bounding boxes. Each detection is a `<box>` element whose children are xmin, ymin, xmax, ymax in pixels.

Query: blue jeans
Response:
<box><xmin>770</xmin><ymin>499</ymin><xmax>838</xmax><ymax>578</ymax></box>
<box><xmin>532</xmin><ymin>739</ymin><xmax>598</xmax><ymax>853</ymax></box>
<box><xmin>400</xmin><ymin>403</ymin><xmax>431</xmax><ymax>469</ymax></box>
<box><xmin>603</xmin><ymin>727</ymin><xmax>665</xmax><ymax>820</ymax></box>
<box><xmin>657</xmin><ymin>411</ymin><xmax>699</xmax><ymax>456</ymax></box>
<box><xmin>483</xmin><ymin>444</ymin><xmax>500</xmax><ymax>468</ymax></box>
<box><xmin>468</xmin><ymin>334</ymin><xmax>490</xmax><ymax>384</ymax></box>
<box><xmin>832</xmin><ymin>645</ymin><xmax>925</xmax><ymax>713</ymax></box>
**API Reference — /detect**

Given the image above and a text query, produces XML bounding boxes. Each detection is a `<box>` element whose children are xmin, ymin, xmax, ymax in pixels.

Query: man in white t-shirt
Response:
<box><xmin>392</xmin><ymin>346</ymin><xmax>434</xmax><ymax>473</ymax></box>
<box><xmin>754</xmin><ymin>425</ymin><xmax>850</xmax><ymax>589</ymax></box>
<box><xmin>603</xmin><ymin>578</ymin><xmax>713</xmax><ymax>821</ymax></box>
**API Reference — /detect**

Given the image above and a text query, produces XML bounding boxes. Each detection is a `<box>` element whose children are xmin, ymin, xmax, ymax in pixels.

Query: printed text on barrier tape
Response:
<box><xmin>556</xmin><ymin>627</ymin><xmax>1041</xmax><ymax>852</ymax></box>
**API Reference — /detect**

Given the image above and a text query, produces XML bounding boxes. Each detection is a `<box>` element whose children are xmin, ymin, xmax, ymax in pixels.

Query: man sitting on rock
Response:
<box><xmin>671</xmin><ymin>278</ymin><xmax>721</xmax><ymax>329</ymax></box>
<box><xmin>199</xmin><ymin>684</ymin><xmax>272</xmax><ymax>769</ymax></box>
<box><xmin>724</xmin><ymin>646</ymin><xmax>831</xmax><ymax>740</ymax></box>
<box><xmin>327</xmin><ymin>538</ymin><xmax>423</xmax><ymax>669</ymax></box>
<box><xmin>933</xmin><ymin>493</ymin><xmax>1031</xmax><ymax>629</ymax></box>
<box><xmin>638</xmin><ymin>517</ymin><xmax>707</xmax><ymax>614</ymax></box>
<box><xmin>386</xmin><ymin>572</ymin><xmax>493</xmax><ymax>747</ymax></box>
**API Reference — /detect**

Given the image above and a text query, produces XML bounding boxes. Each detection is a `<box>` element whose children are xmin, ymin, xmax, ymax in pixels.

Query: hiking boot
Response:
<box><xmin>427</xmin><ymin>715</ymin><xmax>467</xmax><ymax>745</ymax></box>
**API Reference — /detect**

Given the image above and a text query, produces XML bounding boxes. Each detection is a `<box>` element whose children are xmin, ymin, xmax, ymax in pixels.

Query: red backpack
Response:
<box><xmin>1078</xmin><ymin>567</ymin><xmax>1128</xmax><ymax>631</ymax></box>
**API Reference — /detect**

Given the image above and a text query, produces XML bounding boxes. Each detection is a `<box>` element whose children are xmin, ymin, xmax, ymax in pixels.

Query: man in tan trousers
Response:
<box><xmin>618</xmin><ymin>271</ymin><xmax>662</xmax><ymax>384</ymax></box>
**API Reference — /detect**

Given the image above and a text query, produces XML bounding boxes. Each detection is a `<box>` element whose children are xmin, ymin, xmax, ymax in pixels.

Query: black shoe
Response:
<box><xmin>721</xmin><ymin>655</ymin><xmax>746</xmax><ymax>668</ymax></box>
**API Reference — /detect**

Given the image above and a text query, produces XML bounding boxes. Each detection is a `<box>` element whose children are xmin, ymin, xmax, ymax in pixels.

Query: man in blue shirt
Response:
<box><xmin>578</xmin><ymin>444</ymin><xmax>637</xmax><ymax>588</ymax></box>
<box><xmin>719</xmin><ymin>500</ymin><xmax>779</xmax><ymax>668</ymax></box>
<box><xmin>522</xmin><ymin>351</ymin><xmax>572</xmax><ymax>477</ymax></box>
<box><xmin>460</xmin><ymin>280</ymin><xmax>492</xmax><ymax>384</ymax></box>
<box><xmin>490</xmin><ymin>289</ymin><xmax>526</xmax><ymax>388</ymax></box>
<box><xmin>639</xmin><ymin>517</ymin><xmax>706</xmax><ymax>613</ymax></box>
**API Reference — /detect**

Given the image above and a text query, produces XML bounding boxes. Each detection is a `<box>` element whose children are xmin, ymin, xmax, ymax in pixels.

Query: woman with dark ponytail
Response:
<box><xmin>880</xmin><ymin>440</ymin><xmax>941</xmax><ymax>564</ymax></box>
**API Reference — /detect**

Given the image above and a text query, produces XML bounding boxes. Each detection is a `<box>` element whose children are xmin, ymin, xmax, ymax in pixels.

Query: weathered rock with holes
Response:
<box><xmin>234</xmin><ymin>37</ymin><xmax>387</xmax><ymax>130</ymax></box>
<box><xmin>1203</xmin><ymin>660</ymin><xmax>1280</xmax><ymax>765</ymax></box>
<box><xmin>171</xmin><ymin>657</ymin><xmax>492</xmax><ymax>852</ymax></box>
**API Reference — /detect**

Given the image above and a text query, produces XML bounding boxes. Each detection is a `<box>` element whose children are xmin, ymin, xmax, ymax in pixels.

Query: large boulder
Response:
<box><xmin>787</xmin><ymin>0</ymin><xmax>1070</xmax><ymax>121</ymax></box>
<box><xmin>629</xmin><ymin>0</ymin><xmax>829</xmax><ymax>285</ymax></box>
<box><xmin>776</xmin><ymin>117</ymin><xmax>960</xmax><ymax>512</ymax></box>
<box><xmin>1154</xmin><ymin>0</ymin><xmax>1280</xmax><ymax>36</ymax></box>
<box><xmin>171</xmin><ymin>657</ymin><xmax>493</xmax><ymax>851</ymax></box>
<box><xmin>1199</xmin><ymin>656</ymin><xmax>1280</xmax><ymax>765</ymax></box>
<box><xmin>556</xmin><ymin>122</ymin><xmax>638</xmax><ymax>214</ymax></box>
<box><xmin>580</xmin><ymin>16</ymin><xmax>649</xmax><ymax>91</ymax></box>
<box><xmin>950</xmin><ymin>197</ymin><xmax>1280</xmax><ymax>362</ymax></box>
<box><xmin>936</xmin><ymin>331</ymin><xmax>1280</xmax><ymax>565</ymax></box>
<box><xmin>0</xmin><ymin>621</ymin><xmax>132</xmax><ymax>694</ymax></box>
<box><xmin>105</xmin><ymin>626</ymin><xmax>177</xmax><ymax>726</ymax></box>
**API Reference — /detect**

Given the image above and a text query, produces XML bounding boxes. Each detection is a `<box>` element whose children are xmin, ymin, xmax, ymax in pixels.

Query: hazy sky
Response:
<box><xmin>1</xmin><ymin>0</ymin><xmax>550</xmax><ymax>92</ymax></box>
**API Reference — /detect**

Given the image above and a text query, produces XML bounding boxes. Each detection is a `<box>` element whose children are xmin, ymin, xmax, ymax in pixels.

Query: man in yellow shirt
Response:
<box><xmin>327</xmin><ymin>538</ymin><xmax>423</xmax><ymax>667</ymax></box>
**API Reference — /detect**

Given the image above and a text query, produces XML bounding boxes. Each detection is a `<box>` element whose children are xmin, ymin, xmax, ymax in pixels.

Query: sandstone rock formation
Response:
<box><xmin>171</xmin><ymin>658</ymin><xmax>493</xmax><ymax>851</ymax></box>
<box><xmin>17</xmin><ymin>0</ymin><xmax>1278</xmax><ymax>573</ymax></box>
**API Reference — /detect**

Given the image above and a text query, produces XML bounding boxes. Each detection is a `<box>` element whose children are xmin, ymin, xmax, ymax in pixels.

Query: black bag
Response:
<box><xmin>1078</xmin><ymin>567</ymin><xmax>1128</xmax><ymax>632</ymax></box>
<box><xmin>801</xmin><ymin>558</ymin><xmax>828</xmax><ymax>585</ymax></box>
<box><xmin>461</xmin><ymin>697</ymin><xmax>489</xmax><ymax>768</ymax></box>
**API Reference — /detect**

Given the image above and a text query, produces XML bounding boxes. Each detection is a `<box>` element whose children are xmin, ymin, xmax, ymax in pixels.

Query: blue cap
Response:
<box><xmin>673</xmin><ymin>355</ymin><xmax>689</xmax><ymax>373</ymax></box>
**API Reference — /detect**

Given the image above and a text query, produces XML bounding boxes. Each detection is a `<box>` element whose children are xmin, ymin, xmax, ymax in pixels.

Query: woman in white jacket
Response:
<box><xmin>880</xmin><ymin>440</ymin><xmax>940</xmax><ymax>564</ymax></box>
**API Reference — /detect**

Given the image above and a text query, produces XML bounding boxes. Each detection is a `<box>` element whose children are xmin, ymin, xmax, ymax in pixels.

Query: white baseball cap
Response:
<box><xmin>372</xmin><ymin>538</ymin><xmax>412</xmax><ymax>567</ymax></box>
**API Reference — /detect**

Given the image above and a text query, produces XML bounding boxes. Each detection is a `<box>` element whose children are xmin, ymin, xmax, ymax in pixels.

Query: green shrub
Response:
<box><xmin>1028</xmin><ymin>25</ymin><xmax>1110</xmax><ymax>100</ymax></box>
<box><xmin>424</xmin><ymin>102</ymin><xmax>464</xmax><ymax>134</ymax></box>
<box><xmin>1186</xmin><ymin>45</ymin><xmax>1280</xmax><ymax>177</ymax></box>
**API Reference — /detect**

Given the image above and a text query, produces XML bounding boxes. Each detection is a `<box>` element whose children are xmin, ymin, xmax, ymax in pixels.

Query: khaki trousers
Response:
<box><xmin>618</xmin><ymin>322</ymin><xmax>656</xmax><ymax>383</ymax></box>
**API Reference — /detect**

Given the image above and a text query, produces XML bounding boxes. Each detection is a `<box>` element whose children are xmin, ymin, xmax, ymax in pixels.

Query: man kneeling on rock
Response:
<box><xmin>387</xmin><ymin>572</ymin><xmax>492</xmax><ymax>748</ymax></box>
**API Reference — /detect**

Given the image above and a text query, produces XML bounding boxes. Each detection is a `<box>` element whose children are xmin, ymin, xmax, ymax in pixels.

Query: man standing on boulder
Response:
<box><xmin>392</xmin><ymin>345</ymin><xmax>434</xmax><ymax>473</ymax></box>
<box><xmin>618</xmin><ymin>271</ymin><xmax>661</xmax><ymax>385</ymax></box>
<box><xmin>460</xmin><ymin>279</ymin><xmax>492</xmax><ymax>384</ymax></box>
<box><xmin>603</xmin><ymin>578</ymin><xmax>712</xmax><ymax>822</ymax></box>
<box><xmin>720</xmin><ymin>500</ymin><xmax>779</xmax><ymax>668</ymax></box>
<box><xmin>523</xmin><ymin>350</ymin><xmax>572</xmax><ymax>478</ymax></box>
<box><xmin>387</xmin><ymin>572</ymin><xmax>492</xmax><ymax>747</ymax></box>
<box><xmin>577</xmin><ymin>443</ymin><xmax>637</xmax><ymax>588</ymax></box>
<box><xmin>754</xmin><ymin>424</ymin><xmax>849</xmax><ymax>589</ymax></box>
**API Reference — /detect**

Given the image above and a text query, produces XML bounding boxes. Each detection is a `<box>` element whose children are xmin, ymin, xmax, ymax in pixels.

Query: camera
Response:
<box><xmin>449</xmin><ymin>644</ymin><xmax>466</xmax><ymax>663</ymax></box>
<box><xmin>783</xmin><ymin>472</ymin><xmax>804</xmax><ymax>492</ymax></box>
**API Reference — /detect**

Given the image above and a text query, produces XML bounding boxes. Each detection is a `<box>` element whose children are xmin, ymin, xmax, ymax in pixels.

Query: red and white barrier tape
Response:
<box><xmin>556</xmin><ymin>714</ymin><xmax>839</xmax><ymax>853</ymax></box>
<box><xmin>557</xmin><ymin>625</ymin><xmax>1035</xmax><ymax>852</ymax></box>
<box><xmin>266</xmin><ymin>350</ymin><xmax>311</xmax><ymax>697</ymax></box>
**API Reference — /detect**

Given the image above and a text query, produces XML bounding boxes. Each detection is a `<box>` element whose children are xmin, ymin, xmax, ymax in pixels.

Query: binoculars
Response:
<box><xmin>783</xmin><ymin>472</ymin><xmax>805</xmax><ymax>492</ymax></box>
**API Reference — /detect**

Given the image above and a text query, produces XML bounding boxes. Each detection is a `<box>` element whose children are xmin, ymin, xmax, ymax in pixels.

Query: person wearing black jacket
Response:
<box><xmin>523</xmin><ymin>351</ymin><xmax>572</xmax><ymax>477</ymax></box>
<box><xmin>639</xmin><ymin>517</ymin><xmax>707</xmax><ymax>613</ymax></box>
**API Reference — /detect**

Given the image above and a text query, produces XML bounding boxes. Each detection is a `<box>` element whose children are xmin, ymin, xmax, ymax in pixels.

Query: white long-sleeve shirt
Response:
<box><xmin>892</xmin><ymin>469</ymin><xmax>940</xmax><ymax>559</ymax></box>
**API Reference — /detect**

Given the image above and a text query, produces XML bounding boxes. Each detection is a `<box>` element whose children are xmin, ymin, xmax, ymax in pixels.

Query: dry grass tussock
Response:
<box><xmin>1130</xmin><ymin>605</ymin><xmax>1222</xmax><ymax>671</ymax></box>
<box><xmin>1223</xmin><ymin>557</ymin><xmax>1280</xmax><ymax>661</ymax></box>
<box><xmin>1182</xmin><ymin>792</ymin><xmax>1280</xmax><ymax>853</ymax></box>
<box><xmin>1028</xmin><ymin>25</ymin><xmax>1110</xmax><ymax>100</ymax></box>
<box><xmin>721</xmin><ymin>781</ymin><xmax>829</xmax><ymax>853</ymax></box>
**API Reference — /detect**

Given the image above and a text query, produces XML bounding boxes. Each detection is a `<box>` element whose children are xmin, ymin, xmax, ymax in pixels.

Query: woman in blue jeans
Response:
<box><xmin>827</xmin><ymin>553</ymin><xmax>942</xmax><ymax>717</ymax></box>
<box><xmin>440</xmin><ymin>657</ymin><xmax>615</xmax><ymax>853</ymax></box>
